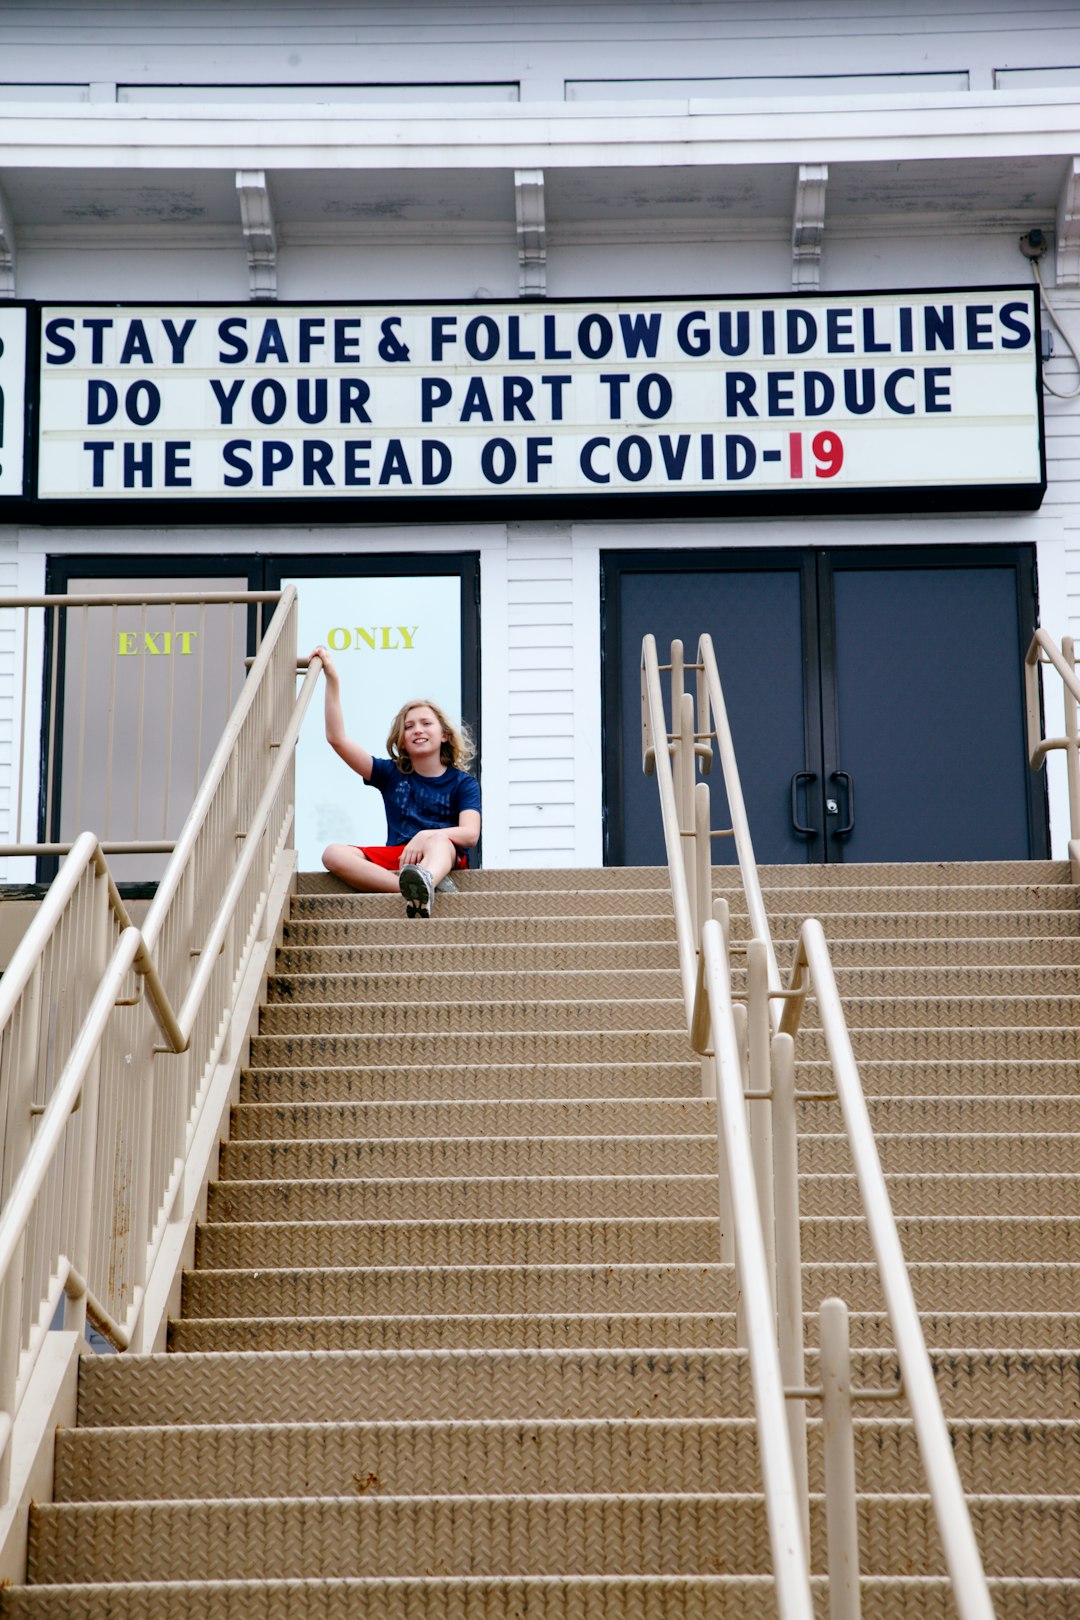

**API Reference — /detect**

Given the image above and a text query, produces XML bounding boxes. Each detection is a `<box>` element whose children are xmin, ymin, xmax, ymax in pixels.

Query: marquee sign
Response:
<box><xmin>1</xmin><ymin>289</ymin><xmax>1049</xmax><ymax>509</ymax></box>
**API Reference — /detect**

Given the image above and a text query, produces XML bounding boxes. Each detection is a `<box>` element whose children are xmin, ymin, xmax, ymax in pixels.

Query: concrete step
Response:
<box><xmin>179</xmin><ymin>1260</ymin><xmax>1080</xmax><ymax>1320</ymax></box>
<box><xmin>50</xmin><ymin>1415</ymin><xmax>1080</xmax><ymax>1504</ymax></box>
<box><xmin>207</xmin><ymin>1173</ymin><xmax>1080</xmax><ymax>1226</ymax></box>
<box><xmin>26</xmin><ymin>1490</ymin><xmax>1080</xmax><ymax>1583</ymax></box>
<box><xmin>193</xmin><ymin>1215</ymin><xmax>1080</xmax><ymax>1271</ymax></box>
<box><xmin>166</xmin><ymin>1309</ymin><xmax>1080</xmax><ymax>1355</ymax></box>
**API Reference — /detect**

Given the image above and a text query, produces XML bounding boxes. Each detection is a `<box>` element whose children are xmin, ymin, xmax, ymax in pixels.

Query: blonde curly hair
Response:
<box><xmin>387</xmin><ymin>699</ymin><xmax>476</xmax><ymax>774</ymax></box>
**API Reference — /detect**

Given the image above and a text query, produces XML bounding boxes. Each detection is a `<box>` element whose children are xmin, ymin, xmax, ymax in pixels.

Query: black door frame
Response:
<box><xmin>601</xmin><ymin>547</ymin><xmax>824</xmax><ymax>866</ymax></box>
<box><xmin>815</xmin><ymin>542</ymin><xmax>1048</xmax><ymax>862</ymax></box>
<box><xmin>41</xmin><ymin>548</ymin><xmax>482</xmax><ymax>884</ymax></box>
<box><xmin>602</xmin><ymin>541</ymin><xmax>1048</xmax><ymax>866</ymax></box>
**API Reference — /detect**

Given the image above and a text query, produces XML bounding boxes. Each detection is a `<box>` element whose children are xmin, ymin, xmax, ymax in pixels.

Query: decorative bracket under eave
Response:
<box><xmin>515</xmin><ymin>169</ymin><xmax>547</xmax><ymax>297</ymax></box>
<box><xmin>0</xmin><ymin>183</ymin><xmax>15</xmax><ymax>297</ymax></box>
<box><xmin>236</xmin><ymin>170</ymin><xmax>277</xmax><ymax>301</ymax></box>
<box><xmin>792</xmin><ymin>163</ymin><xmax>828</xmax><ymax>291</ymax></box>
<box><xmin>1056</xmin><ymin>158</ymin><xmax>1080</xmax><ymax>286</ymax></box>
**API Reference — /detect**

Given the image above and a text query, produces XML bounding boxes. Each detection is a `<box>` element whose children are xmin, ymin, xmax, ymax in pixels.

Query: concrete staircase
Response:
<box><xmin>4</xmin><ymin>860</ymin><xmax>1079</xmax><ymax>1616</ymax></box>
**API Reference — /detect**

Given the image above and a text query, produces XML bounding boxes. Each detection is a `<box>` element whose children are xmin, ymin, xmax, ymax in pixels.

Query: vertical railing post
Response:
<box><xmin>694</xmin><ymin>780</ymin><xmax>711</xmax><ymax>957</ymax></box>
<box><xmin>63</xmin><ymin>861</ymin><xmax>110</xmax><ymax>1339</ymax></box>
<box><xmin>773</xmin><ymin>1029</ymin><xmax>809</xmax><ymax>1545</ymax></box>
<box><xmin>669</xmin><ymin>638</ymin><xmax>685</xmax><ymax>824</ymax></box>
<box><xmin>0</xmin><ymin>967</ymin><xmax>41</xmax><ymax>1501</ymax></box>
<box><xmin>746</xmin><ymin>939</ymin><xmax>776</xmax><ymax>1303</ymax></box>
<box><xmin>820</xmin><ymin>1297</ymin><xmax>862</xmax><ymax>1620</ymax></box>
<box><xmin>678</xmin><ymin>691</ymin><xmax>697</xmax><ymax>928</ymax></box>
<box><xmin>706</xmin><ymin>898</ymin><xmax>735</xmax><ymax>1264</ymax></box>
<box><xmin>730</xmin><ymin>998</ymin><xmax>749</xmax><ymax>1349</ymax></box>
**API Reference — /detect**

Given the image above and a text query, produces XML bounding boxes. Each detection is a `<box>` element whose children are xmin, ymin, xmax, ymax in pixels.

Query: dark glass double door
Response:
<box><xmin>604</xmin><ymin>545</ymin><xmax>1046</xmax><ymax>866</ymax></box>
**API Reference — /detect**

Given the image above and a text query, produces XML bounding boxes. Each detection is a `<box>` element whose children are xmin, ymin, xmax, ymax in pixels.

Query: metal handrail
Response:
<box><xmin>0</xmin><ymin>586</ymin><xmax>322</xmax><ymax>1504</ymax></box>
<box><xmin>779</xmin><ymin>922</ymin><xmax>995</xmax><ymax>1620</ymax></box>
<box><xmin>641</xmin><ymin>633</ymin><xmax>814</xmax><ymax>1620</ymax></box>
<box><xmin>641</xmin><ymin>631</ymin><xmax>995</xmax><ymax>1620</ymax></box>
<box><xmin>1025</xmin><ymin>628</ymin><xmax>1080</xmax><ymax>873</ymax></box>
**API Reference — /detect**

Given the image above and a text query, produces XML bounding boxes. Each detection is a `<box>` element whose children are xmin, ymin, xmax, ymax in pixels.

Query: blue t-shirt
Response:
<box><xmin>367</xmin><ymin>756</ymin><xmax>481</xmax><ymax>845</ymax></box>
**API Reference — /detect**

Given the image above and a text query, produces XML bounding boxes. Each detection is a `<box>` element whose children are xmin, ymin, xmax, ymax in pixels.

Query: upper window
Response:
<box><xmin>566</xmin><ymin>73</ymin><xmax>970</xmax><ymax>100</ymax></box>
<box><xmin>994</xmin><ymin>66</ymin><xmax>1080</xmax><ymax>89</ymax></box>
<box><xmin>117</xmin><ymin>83</ymin><xmax>519</xmax><ymax>104</ymax></box>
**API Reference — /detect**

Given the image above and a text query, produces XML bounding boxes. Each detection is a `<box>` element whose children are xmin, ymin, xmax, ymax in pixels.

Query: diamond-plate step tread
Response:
<box><xmin>193</xmin><ymin>1215</ymin><xmax>1080</xmax><ymax>1271</ymax></box>
<box><xmin>208</xmin><ymin>1176</ymin><xmax>719</xmax><ymax>1223</ymax></box>
<box><xmin>248</xmin><ymin>1032</ymin><xmax>694</xmax><ymax>1068</ymax></box>
<box><xmin>294</xmin><ymin>859</ymin><xmax>1070</xmax><ymax>893</ymax></box>
<box><xmin>237</xmin><ymin>1058</ymin><xmax>1080</xmax><ymax>1105</ymax></box>
<box><xmin>247</xmin><ymin>1027</ymin><xmax>1080</xmax><ymax>1067</ymax></box>
<box><xmin>80</xmin><ymin>1345</ymin><xmax>1080</xmax><ymax>1427</ymax></box>
<box><xmin>167</xmin><ymin>1310</ymin><xmax>1080</xmax><ymax>1356</ymax></box>
<box><xmin>259</xmin><ymin>998</ymin><xmax>692</xmax><ymax>1038</ymax></box>
<box><xmin>283</xmin><ymin>916</ymin><xmax>681</xmax><ymax>947</ymax></box>
<box><xmin>281</xmin><ymin>908</ymin><xmax>1080</xmax><ymax>948</ymax></box>
<box><xmin>51</xmin><ymin>1416</ymin><xmax>1080</xmax><ymax>1504</ymax></box>
<box><xmin>240</xmin><ymin>1063</ymin><xmax>702</xmax><ymax>1104</ymax></box>
<box><xmin>297</xmin><ymin>867</ymin><xmax>675</xmax><ymax>894</ymax></box>
<box><xmin>228</xmin><ymin>1100</ymin><xmax>710</xmax><ymax>1142</ymax></box>
<box><xmin>27</xmin><ymin>1490</ymin><xmax>1080</xmax><ymax>1583</ymax></box>
<box><xmin>273</xmin><ymin>935</ymin><xmax>1080</xmax><ymax>976</ymax></box>
<box><xmin>4</xmin><ymin>1574</ymin><xmax>1080</xmax><ymax>1620</ymax></box>
<box><xmin>180</xmin><ymin>1260</ymin><xmax>1080</xmax><ymax>1321</ymax></box>
<box><xmin>216</xmin><ymin>1132</ymin><xmax>1080</xmax><ymax>1181</ymax></box>
<box><xmin>795</xmin><ymin>993</ymin><xmax>1080</xmax><ymax>1031</ymax></box>
<box><xmin>206</xmin><ymin>1169</ymin><xmax>1080</xmax><ymax>1225</ymax></box>
<box><xmin>290</xmin><ymin>883</ymin><xmax>1080</xmax><ymax>919</ymax></box>
<box><xmin>292</xmin><ymin>891</ymin><xmax>681</xmax><ymax>920</ymax></box>
<box><xmin>267</xmin><ymin>970</ymin><xmax>685</xmax><ymax>1005</ymax></box>
<box><xmin>227</xmin><ymin>1096</ymin><xmax>1080</xmax><ymax>1142</ymax></box>
<box><xmin>264</xmin><ymin>964</ymin><xmax>1080</xmax><ymax>1006</ymax></box>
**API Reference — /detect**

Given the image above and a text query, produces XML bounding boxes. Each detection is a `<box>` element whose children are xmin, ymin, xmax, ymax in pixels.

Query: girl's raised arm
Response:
<box><xmin>309</xmin><ymin>646</ymin><xmax>374</xmax><ymax>780</ymax></box>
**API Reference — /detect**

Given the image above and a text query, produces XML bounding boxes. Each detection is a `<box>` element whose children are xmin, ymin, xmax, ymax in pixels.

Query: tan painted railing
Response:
<box><xmin>641</xmin><ymin>633</ymin><xmax>995</xmax><ymax>1620</ymax></box>
<box><xmin>1025</xmin><ymin>627</ymin><xmax>1080</xmax><ymax>879</ymax></box>
<box><xmin>0</xmin><ymin>587</ymin><xmax>322</xmax><ymax>1511</ymax></box>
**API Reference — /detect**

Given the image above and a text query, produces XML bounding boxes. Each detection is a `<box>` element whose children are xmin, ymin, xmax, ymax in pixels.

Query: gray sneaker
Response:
<box><xmin>399</xmin><ymin>865</ymin><xmax>436</xmax><ymax>918</ymax></box>
<box><xmin>435</xmin><ymin>874</ymin><xmax>459</xmax><ymax>895</ymax></box>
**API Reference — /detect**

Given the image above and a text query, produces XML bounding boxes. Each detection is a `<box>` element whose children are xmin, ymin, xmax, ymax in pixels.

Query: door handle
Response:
<box><xmin>790</xmin><ymin>771</ymin><xmax>817</xmax><ymax>836</ymax></box>
<box><xmin>830</xmin><ymin>770</ymin><xmax>855</xmax><ymax>835</ymax></box>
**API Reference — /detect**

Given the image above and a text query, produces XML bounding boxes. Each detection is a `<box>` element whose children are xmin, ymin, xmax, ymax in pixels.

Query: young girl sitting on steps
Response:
<box><xmin>310</xmin><ymin>646</ymin><xmax>481</xmax><ymax>918</ymax></box>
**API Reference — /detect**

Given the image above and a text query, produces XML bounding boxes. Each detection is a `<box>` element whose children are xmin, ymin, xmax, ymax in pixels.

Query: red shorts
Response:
<box><xmin>356</xmin><ymin>843</ymin><xmax>469</xmax><ymax>871</ymax></box>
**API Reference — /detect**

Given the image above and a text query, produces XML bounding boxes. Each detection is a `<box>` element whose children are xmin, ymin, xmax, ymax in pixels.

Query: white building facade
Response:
<box><xmin>1</xmin><ymin>0</ymin><xmax>1079</xmax><ymax>871</ymax></box>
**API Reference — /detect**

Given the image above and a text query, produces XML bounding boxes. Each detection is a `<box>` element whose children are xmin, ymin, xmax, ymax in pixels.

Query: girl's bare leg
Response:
<box><xmin>321</xmin><ymin>844</ymin><xmax>400</xmax><ymax>893</ymax></box>
<box><xmin>407</xmin><ymin>832</ymin><xmax>459</xmax><ymax>886</ymax></box>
